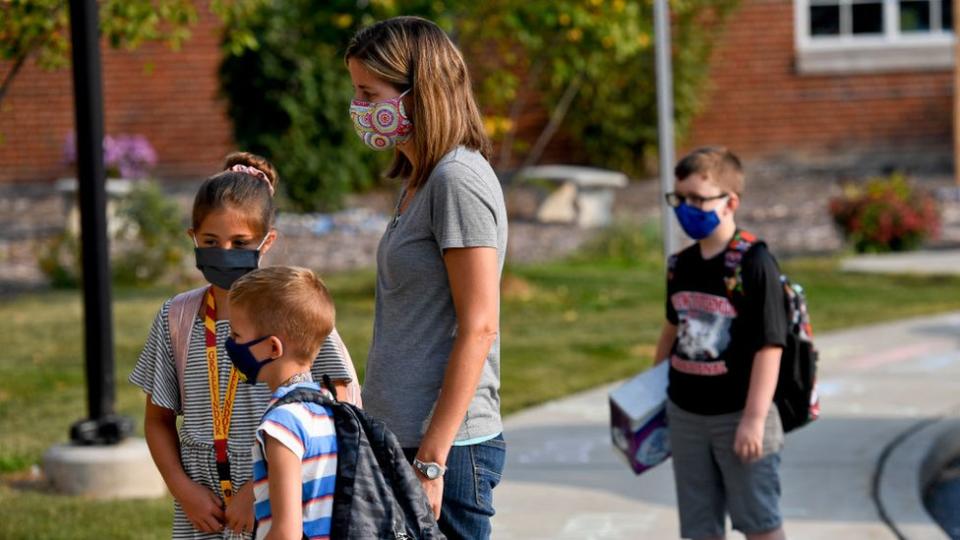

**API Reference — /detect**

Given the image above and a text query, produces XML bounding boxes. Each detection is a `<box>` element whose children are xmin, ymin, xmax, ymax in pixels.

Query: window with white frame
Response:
<box><xmin>795</xmin><ymin>0</ymin><xmax>955</xmax><ymax>73</ymax></box>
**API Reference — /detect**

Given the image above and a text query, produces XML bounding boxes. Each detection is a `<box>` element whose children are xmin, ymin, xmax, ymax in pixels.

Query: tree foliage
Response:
<box><xmin>219</xmin><ymin>0</ymin><xmax>453</xmax><ymax>211</ymax></box>
<box><xmin>220</xmin><ymin>0</ymin><xmax>740</xmax><ymax>210</ymax></box>
<box><xmin>0</xmin><ymin>0</ymin><xmax>262</xmax><ymax>106</ymax></box>
<box><xmin>460</xmin><ymin>0</ymin><xmax>741</xmax><ymax>175</ymax></box>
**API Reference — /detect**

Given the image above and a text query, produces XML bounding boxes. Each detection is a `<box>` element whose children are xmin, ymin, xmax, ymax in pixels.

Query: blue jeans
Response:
<box><xmin>404</xmin><ymin>434</ymin><xmax>506</xmax><ymax>540</ymax></box>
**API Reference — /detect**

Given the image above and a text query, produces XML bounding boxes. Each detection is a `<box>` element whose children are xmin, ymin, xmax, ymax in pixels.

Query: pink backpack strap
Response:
<box><xmin>167</xmin><ymin>286</ymin><xmax>208</xmax><ymax>412</ymax></box>
<box><xmin>328</xmin><ymin>327</ymin><xmax>363</xmax><ymax>408</ymax></box>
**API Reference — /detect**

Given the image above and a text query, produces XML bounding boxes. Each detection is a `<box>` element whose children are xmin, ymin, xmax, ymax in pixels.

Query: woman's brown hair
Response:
<box><xmin>345</xmin><ymin>16</ymin><xmax>491</xmax><ymax>190</ymax></box>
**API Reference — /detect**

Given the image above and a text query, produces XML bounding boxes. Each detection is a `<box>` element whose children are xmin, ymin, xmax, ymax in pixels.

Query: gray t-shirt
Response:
<box><xmin>363</xmin><ymin>146</ymin><xmax>508</xmax><ymax>448</ymax></box>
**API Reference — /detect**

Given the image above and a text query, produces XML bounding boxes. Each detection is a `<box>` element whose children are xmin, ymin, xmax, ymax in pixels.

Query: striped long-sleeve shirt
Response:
<box><xmin>253</xmin><ymin>381</ymin><xmax>338</xmax><ymax>540</ymax></box>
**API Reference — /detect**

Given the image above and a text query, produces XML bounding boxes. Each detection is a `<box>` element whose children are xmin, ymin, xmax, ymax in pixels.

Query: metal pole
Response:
<box><xmin>655</xmin><ymin>0</ymin><xmax>679</xmax><ymax>258</ymax></box>
<box><xmin>68</xmin><ymin>0</ymin><xmax>131</xmax><ymax>444</ymax></box>
<box><xmin>954</xmin><ymin>0</ymin><xmax>959</xmax><ymax>186</ymax></box>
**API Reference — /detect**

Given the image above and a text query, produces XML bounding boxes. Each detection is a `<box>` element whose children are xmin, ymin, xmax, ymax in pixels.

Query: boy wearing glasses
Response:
<box><xmin>654</xmin><ymin>147</ymin><xmax>788</xmax><ymax>540</ymax></box>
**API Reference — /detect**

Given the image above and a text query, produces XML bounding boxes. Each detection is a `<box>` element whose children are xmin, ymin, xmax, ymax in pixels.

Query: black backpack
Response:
<box><xmin>264</xmin><ymin>381</ymin><xmax>445</xmax><ymax>540</ymax></box>
<box><xmin>722</xmin><ymin>230</ymin><xmax>820</xmax><ymax>433</ymax></box>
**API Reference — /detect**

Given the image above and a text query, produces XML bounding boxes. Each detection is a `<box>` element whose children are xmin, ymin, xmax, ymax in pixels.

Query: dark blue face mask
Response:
<box><xmin>225</xmin><ymin>335</ymin><xmax>276</xmax><ymax>385</ymax></box>
<box><xmin>673</xmin><ymin>203</ymin><xmax>722</xmax><ymax>240</ymax></box>
<box><xmin>193</xmin><ymin>235</ymin><xmax>268</xmax><ymax>290</ymax></box>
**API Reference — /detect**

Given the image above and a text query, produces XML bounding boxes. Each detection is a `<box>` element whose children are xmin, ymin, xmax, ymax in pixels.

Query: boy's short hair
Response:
<box><xmin>674</xmin><ymin>146</ymin><xmax>744</xmax><ymax>195</ymax></box>
<box><xmin>230</xmin><ymin>266</ymin><xmax>335</xmax><ymax>361</ymax></box>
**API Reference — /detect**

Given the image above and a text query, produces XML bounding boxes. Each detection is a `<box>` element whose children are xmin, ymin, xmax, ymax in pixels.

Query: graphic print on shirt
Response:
<box><xmin>671</xmin><ymin>291</ymin><xmax>737</xmax><ymax>376</ymax></box>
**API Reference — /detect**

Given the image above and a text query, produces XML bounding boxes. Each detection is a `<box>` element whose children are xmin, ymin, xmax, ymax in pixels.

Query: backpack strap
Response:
<box><xmin>328</xmin><ymin>328</ymin><xmax>363</xmax><ymax>408</ymax></box>
<box><xmin>723</xmin><ymin>230</ymin><xmax>758</xmax><ymax>299</ymax></box>
<box><xmin>266</xmin><ymin>386</ymin><xmax>338</xmax><ymax>417</ymax></box>
<box><xmin>666</xmin><ymin>253</ymin><xmax>679</xmax><ymax>284</ymax></box>
<box><xmin>167</xmin><ymin>286</ymin><xmax>208</xmax><ymax>412</ymax></box>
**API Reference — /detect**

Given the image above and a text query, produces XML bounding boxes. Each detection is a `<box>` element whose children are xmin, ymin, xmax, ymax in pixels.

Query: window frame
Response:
<box><xmin>795</xmin><ymin>0</ymin><xmax>955</xmax><ymax>73</ymax></box>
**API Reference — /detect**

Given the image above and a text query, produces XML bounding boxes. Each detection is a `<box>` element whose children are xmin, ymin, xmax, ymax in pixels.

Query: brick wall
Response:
<box><xmin>0</xmin><ymin>5</ymin><xmax>232</xmax><ymax>183</ymax></box>
<box><xmin>684</xmin><ymin>0</ymin><xmax>953</xmax><ymax>162</ymax></box>
<box><xmin>2</xmin><ymin>0</ymin><xmax>953</xmax><ymax>184</ymax></box>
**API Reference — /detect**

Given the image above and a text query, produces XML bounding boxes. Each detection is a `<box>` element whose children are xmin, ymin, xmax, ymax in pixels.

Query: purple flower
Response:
<box><xmin>62</xmin><ymin>132</ymin><xmax>77</xmax><ymax>166</ymax></box>
<box><xmin>62</xmin><ymin>131</ymin><xmax>157</xmax><ymax>179</ymax></box>
<box><xmin>103</xmin><ymin>135</ymin><xmax>122</xmax><ymax>170</ymax></box>
<box><xmin>113</xmin><ymin>135</ymin><xmax>157</xmax><ymax>179</ymax></box>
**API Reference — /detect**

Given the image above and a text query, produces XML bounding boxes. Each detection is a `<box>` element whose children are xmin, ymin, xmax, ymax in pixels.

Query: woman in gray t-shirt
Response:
<box><xmin>345</xmin><ymin>16</ymin><xmax>508</xmax><ymax>540</ymax></box>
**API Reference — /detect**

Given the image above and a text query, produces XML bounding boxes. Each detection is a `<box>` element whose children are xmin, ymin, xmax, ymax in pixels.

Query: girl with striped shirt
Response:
<box><xmin>130</xmin><ymin>154</ymin><xmax>353</xmax><ymax>539</ymax></box>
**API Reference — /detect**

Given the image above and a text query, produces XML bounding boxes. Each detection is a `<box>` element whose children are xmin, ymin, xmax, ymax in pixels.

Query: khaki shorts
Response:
<box><xmin>666</xmin><ymin>400</ymin><xmax>784</xmax><ymax>539</ymax></box>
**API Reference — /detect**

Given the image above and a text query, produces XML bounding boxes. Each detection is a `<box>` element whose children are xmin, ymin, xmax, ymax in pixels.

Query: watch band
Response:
<box><xmin>413</xmin><ymin>458</ymin><xmax>446</xmax><ymax>480</ymax></box>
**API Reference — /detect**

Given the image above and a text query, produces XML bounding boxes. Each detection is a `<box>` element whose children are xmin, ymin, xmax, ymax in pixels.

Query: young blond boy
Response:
<box><xmin>226</xmin><ymin>266</ymin><xmax>338</xmax><ymax>540</ymax></box>
<box><xmin>654</xmin><ymin>147</ymin><xmax>788</xmax><ymax>540</ymax></box>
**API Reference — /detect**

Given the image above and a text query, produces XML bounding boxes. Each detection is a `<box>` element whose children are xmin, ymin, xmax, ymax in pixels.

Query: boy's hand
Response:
<box><xmin>176</xmin><ymin>480</ymin><xmax>225</xmax><ymax>533</ymax></box>
<box><xmin>734</xmin><ymin>415</ymin><xmax>765</xmax><ymax>463</ymax></box>
<box><xmin>225</xmin><ymin>482</ymin><xmax>256</xmax><ymax>536</ymax></box>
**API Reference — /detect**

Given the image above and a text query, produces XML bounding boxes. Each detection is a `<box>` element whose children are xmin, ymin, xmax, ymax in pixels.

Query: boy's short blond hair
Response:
<box><xmin>229</xmin><ymin>266</ymin><xmax>335</xmax><ymax>361</ymax></box>
<box><xmin>674</xmin><ymin>146</ymin><xmax>744</xmax><ymax>195</ymax></box>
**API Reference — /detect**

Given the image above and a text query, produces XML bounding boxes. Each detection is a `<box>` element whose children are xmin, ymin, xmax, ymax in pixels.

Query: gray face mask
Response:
<box><xmin>193</xmin><ymin>235</ymin><xmax>268</xmax><ymax>290</ymax></box>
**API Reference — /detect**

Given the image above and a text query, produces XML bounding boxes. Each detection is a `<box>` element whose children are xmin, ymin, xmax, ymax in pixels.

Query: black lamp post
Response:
<box><xmin>67</xmin><ymin>0</ymin><xmax>132</xmax><ymax>445</ymax></box>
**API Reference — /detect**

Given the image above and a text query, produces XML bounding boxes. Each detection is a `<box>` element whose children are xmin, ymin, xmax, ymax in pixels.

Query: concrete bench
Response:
<box><xmin>55</xmin><ymin>177</ymin><xmax>133</xmax><ymax>237</ymax></box>
<box><xmin>515</xmin><ymin>165</ymin><xmax>628</xmax><ymax>228</ymax></box>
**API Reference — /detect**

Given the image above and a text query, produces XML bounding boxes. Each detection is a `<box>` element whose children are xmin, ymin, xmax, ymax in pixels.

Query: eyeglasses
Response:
<box><xmin>664</xmin><ymin>192</ymin><xmax>729</xmax><ymax>209</ymax></box>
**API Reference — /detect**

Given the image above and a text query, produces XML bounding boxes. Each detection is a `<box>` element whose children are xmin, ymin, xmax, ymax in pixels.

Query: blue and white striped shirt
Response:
<box><xmin>253</xmin><ymin>382</ymin><xmax>337</xmax><ymax>540</ymax></box>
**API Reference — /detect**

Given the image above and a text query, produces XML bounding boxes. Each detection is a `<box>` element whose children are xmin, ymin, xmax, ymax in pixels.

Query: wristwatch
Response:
<box><xmin>412</xmin><ymin>458</ymin><xmax>446</xmax><ymax>480</ymax></box>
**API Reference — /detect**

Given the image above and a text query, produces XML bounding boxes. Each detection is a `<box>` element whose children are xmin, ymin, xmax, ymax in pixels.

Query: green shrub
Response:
<box><xmin>112</xmin><ymin>182</ymin><xmax>191</xmax><ymax>285</ymax></box>
<box><xmin>37</xmin><ymin>182</ymin><xmax>190</xmax><ymax>287</ymax></box>
<box><xmin>573</xmin><ymin>220</ymin><xmax>664</xmax><ymax>267</ymax></box>
<box><xmin>829</xmin><ymin>173</ymin><xmax>940</xmax><ymax>253</ymax></box>
<box><xmin>219</xmin><ymin>2</ymin><xmax>447</xmax><ymax>212</ymax></box>
<box><xmin>37</xmin><ymin>231</ymin><xmax>81</xmax><ymax>288</ymax></box>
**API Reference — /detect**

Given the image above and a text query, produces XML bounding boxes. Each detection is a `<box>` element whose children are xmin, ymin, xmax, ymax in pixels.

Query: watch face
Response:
<box><xmin>415</xmin><ymin>459</ymin><xmax>444</xmax><ymax>479</ymax></box>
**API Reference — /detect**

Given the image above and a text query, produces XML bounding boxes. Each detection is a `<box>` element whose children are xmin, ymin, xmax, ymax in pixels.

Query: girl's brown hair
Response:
<box><xmin>192</xmin><ymin>153</ymin><xmax>279</xmax><ymax>236</ymax></box>
<box><xmin>345</xmin><ymin>16</ymin><xmax>491</xmax><ymax>190</ymax></box>
<box><xmin>223</xmin><ymin>151</ymin><xmax>280</xmax><ymax>191</ymax></box>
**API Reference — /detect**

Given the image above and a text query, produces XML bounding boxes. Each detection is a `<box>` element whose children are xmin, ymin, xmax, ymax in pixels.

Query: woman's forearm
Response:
<box><xmin>417</xmin><ymin>326</ymin><xmax>497</xmax><ymax>465</ymax></box>
<box><xmin>419</xmin><ymin>246</ymin><xmax>501</xmax><ymax>465</ymax></box>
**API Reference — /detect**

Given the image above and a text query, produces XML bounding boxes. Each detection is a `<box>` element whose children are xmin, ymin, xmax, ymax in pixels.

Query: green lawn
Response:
<box><xmin>3</xmin><ymin>231</ymin><xmax>960</xmax><ymax>538</ymax></box>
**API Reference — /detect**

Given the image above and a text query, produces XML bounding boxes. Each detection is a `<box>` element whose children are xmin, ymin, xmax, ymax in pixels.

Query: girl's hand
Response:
<box><xmin>734</xmin><ymin>415</ymin><xmax>765</xmax><ymax>463</ymax></box>
<box><xmin>225</xmin><ymin>482</ymin><xmax>256</xmax><ymax>536</ymax></box>
<box><xmin>177</xmin><ymin>480</ymin><xmax>225</xmax><ymax>533</ymax></box>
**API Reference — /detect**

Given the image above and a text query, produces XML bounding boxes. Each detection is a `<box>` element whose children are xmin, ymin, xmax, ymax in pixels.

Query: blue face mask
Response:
<box><xmin>225</xmin><ymin>335</ymin><xmax>276</xmax><ymax>385</ymax></box>
<box><xmin>673</xmin><ymin>203</ymin><xmax>722</xmax><ymax>240</ymax></box>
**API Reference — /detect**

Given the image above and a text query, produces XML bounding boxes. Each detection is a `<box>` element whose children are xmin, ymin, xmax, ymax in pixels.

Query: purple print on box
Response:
<box><xmin>610</xmin><ymin>400</ymin><xmax>670</xmax><ymax>475</ymax></box>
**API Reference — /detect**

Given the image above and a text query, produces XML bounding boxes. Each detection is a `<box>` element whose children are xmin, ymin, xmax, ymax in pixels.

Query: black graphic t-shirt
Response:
<box><xmin>666</xmin><ymin>240</ymin><xmax>788</xmax><ymax>415</ymax></box>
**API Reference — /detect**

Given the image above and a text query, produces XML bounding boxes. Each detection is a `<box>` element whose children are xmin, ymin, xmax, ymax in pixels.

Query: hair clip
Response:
<box><xmin>230</xmin><ymin>164</ymin><xmax>274</xmax><ymax>196</ymax></box>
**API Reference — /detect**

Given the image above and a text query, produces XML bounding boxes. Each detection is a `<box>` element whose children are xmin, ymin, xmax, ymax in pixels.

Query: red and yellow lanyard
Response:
<box><xmin>204</xmin><ymin>287</ymin><xmax>241</xmax><ymax>504</ymax></box>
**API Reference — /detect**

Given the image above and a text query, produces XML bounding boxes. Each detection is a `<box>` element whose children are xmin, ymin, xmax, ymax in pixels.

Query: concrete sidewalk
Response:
<box><xmin>841</xmin><ymin>250</ymin><xmax>960</xmax><ymax>276</ymax></box>
<box><xmin>492</xmin><ymin>312</ymin><xmax>960</xmax><ymax>539</ymax></box>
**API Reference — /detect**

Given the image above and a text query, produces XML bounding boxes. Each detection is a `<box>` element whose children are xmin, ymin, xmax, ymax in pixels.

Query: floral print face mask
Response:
<box><xmin>349</xmin><ymin>89</ymin><xmax>413</xmax><ymax>151</ymax></box>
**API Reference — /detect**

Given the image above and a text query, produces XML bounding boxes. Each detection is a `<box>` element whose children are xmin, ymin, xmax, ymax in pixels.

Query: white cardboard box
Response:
<box><xmin>609</xmin><ymin>361</ymin><xmax>671</xmax><ymax>475</ymax></box>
